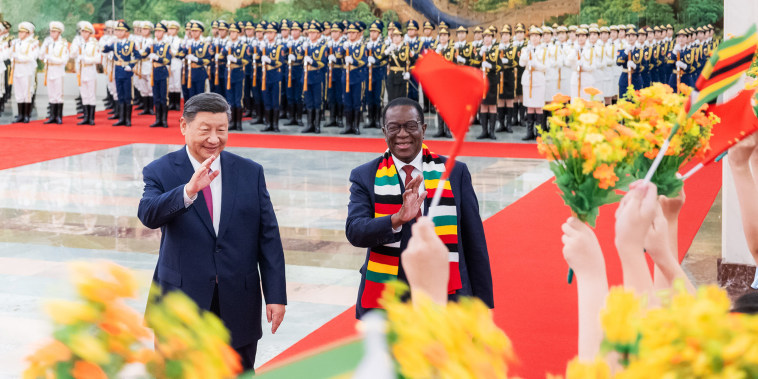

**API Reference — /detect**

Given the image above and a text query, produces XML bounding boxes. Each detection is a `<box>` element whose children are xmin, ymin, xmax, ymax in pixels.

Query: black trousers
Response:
<box><xmin>210</xmin><ymin>284</ymin><xmax>259</xmax><ymax>372</ymax></box>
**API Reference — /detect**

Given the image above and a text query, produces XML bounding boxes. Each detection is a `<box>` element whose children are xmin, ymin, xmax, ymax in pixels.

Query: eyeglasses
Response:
<box><xmin>383</xmin><ymin>120</ymin><xmax>422</xmax><ymax>134</ymax></box>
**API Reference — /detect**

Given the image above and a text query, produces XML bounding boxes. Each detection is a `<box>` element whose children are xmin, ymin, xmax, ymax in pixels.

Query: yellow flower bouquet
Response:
<box><xmin>24</xmin><ymin>262</ymin><xmax>242</xmax><ymax>379</ymax></box>
<box><xmin>380</xmin><ymin>282</ymin><xmax>516</xmax><ymax>379</ymax></box>
<box><xmin>617</xmin><ymin>83</ymin><xmax>716</xmax><ymax>198</ymax></box>
<box><xmin>537</xmin><ymin>90</ymin><xmax>637</xmax><ymax>227</ymax></box>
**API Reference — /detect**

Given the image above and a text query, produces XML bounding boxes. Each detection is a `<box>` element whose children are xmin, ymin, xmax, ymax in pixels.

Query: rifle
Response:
<box><xmin>676</xmin><ymin>50</ymin><xmax>681</xmax><ymax>91</ymax></box>
<box><xmin>150</xmin><ymin>44</ymin><xmax>155</xmax><ymax>87</ymax></box>
<box><xmin>252</xmin><ymin>45</ymin><xmax>257</xmax><ymax>87</ymax></box>
<box><xmin>186</xmin><ymin>44</ymin><xmax>192</xmax><ymax>89</ymax></box>
<box><xmin>261</xmin><ymin>45</ymin><xmax>267</xmax><ymax>91</ymax></box>
<box><xmin>302</xmin><ymin>47</ymin><xmax>309</xmax><ymax>92</ymax></box>
<box><xmin>44</xmin><ymin>43</ymin><xmax>49</xmax><ymax>86</ymax></box>
<box><xmin>577</xmin><ymin>49</ymin><xmax>582</xmax><ymax>97</ymax></box>
<box><xmin>287</xmin><ymin>45</ymin><xmax>292</xmax><ymax>88</ymax></box>
<box><xmin>214</xmin><ymin>43</ymin><xmax>220</xmax><ymax>86</ymax></box>
<box><xmin>77</xmin><ymin>44</ymin><xmax>82</xmax><ymax>86</ymax></box>
<box><xmin>328</xmin><ymin>45</ymin><xmax>333</xmax><ymax>88</ymax></box>
<box><xmin>227</xmin><ymin>45</ymin><xmax>233</xmax><ymax>91</ymax></box>
<box><xmin>529</xmin><ymin>48</ymin><xmax>533</xmax><ymax>98</ymax></box>
<box><xmin>345</xmin><ymin>44</ymin><xmax>351</xmax><ymax>94</ymax></box>
<box><xmin>499</xmin><ymin>47</ymin><xmax>504</xmax><ymax>94</ymax></box>
<box><xmin>628</xmin><ymin>48</ymin><xmax>633</xmax><ymax>88</ymax></box>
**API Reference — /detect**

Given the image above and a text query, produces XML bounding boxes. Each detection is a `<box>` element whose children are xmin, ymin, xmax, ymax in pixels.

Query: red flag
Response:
<box><xmin>700</xmin><ymin>89</ymin><xmax>758</xmax><ymax>164</ymax></box>
<box><xmin>412</xmin><ymin>51</ymin><xmax>488</xmax><ymax>179</ymax></box>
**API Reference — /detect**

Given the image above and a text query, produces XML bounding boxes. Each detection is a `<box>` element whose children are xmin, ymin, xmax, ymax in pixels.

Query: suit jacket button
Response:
<box><xmin>215</xmin><ymin>248</ymin><xmax>221</xmax><ymax>254</ymax></box>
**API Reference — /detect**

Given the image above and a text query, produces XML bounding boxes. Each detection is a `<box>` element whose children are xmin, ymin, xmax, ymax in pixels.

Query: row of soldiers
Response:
<box><xmin>0</xmin><ymin>18</ymin><xmax>718</xmax><ymax>139</ymax></box>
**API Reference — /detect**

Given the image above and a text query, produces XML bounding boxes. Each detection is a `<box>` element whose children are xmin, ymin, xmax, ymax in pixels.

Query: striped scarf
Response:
<box><xmin>361</xmin><ymin>144</ymin><xmax>463</xmax><ymax>309</ymax></box>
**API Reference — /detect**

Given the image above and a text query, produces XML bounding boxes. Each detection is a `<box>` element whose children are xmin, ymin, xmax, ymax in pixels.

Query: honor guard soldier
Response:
<box><xmin>471</xmin><ymin>26</ymin><xmax>484</xmax><ymax>51</ymax></box>
<box><xmin>617</xmin><ymin>28</ymin><xmax>643</xmax><ymax>97</ymax></box>
<box><xmin>404</xmin><ymin>20</ymin><xmax>422</xmax><ymax>103</ymax></box>
<box><xmin>222</xmin><ymin>22</ymin><xmax>250</xmax><ymax>131</ymax></box>
<box><xmin>136</xmin><ymin>21</ymin><xmax>155</xmax><ymax>116</ymax></box>
<box><xmin>566</xmin><ymin>27</ymin><xmax>598</xmax><ymax>101</ymax></box>
<box><xmin>636</xmin><ymin>27</ymin><xmax>651</xmax><ymax>88</ymax></box>
<box><xmin>284</xmin><ymin>21</ymin><xmax>306</xmax><ymax>127</ymax></box>
<box><xmin>512</xmin><ymin>23</ymin><xmax>527</xmax><ymax>125</ymax></box>
<box><xmin>336</xmin><ymin>22</ymin><xmax>366</xmax><ymax>135</ymax></box>
<box><xmin>608</xmin><ymin>25</ymin><xmax>624</xmax><ymax>101</ymax></box>
<box><xmin>102</xmin><ymin>20</ymin><xmax>138</xmax><ymax>126</ymax></box>
<box><xmin>41</xmin><ymin>21</ymin><xmax>69</xmax><ymax>124</ymax></box>
<box><xmin>166</xmin><ymin>21</ymin><xmax>183</xmax><ymax>111</ymax></box>
<box><xmin>433</xmin><ymin>27</ymin><xmax>453</xmax><ymax>137</ymax></box>
<box><xmin>597</xmin><ymin>26</ymin><xmax>614</xmax><ymax>104</ymax></box>
<box><xmin>10</xmin><ymin>22</ymin><xmax>39</xmax><ymax>123</ymax></box>
<box><xmin>130</xmin><ymin>21</ymin><xmax>146</xmax><ymax>112</ymax></box>
<box><xmin>249</xmin><ymin>21</ymin><xmax>267</xmax><ymax>125</ymax></box>
<box><xmin>667</xmin><ymin>29</ymin><xmax>694</xmax><ymax>90</ymax></box>
<box><xmin>71</xmin><ymin>22</ymin><xmax>86</xmax><ymax>119</ymax></box>
<box><xmin>210</xmin><ymin>20</ymin><xmax>229</xmax><ymax>98</ymax></box>
<box><xmin>241</xmin><ymin>21</ymin><xmax>256</xmax><ymax>119</ymax></box>
<box><xmin>453</xmin><ymin>26</ymin><xmax>472</xmax><ymax>67</ymax></box>
<box><xmin>178</xmin><ymin>21</ymin><xmax>193</xmax><ymax>105</ymax></box>
<box><xmin>279</xmin><ymin>20</ymin><xmax>291</xmax><ymax>119</ymax></box>
<box><xmin>101</xmin><ymin>20</ymin><xmax>119</xmax><ymax>118</ymax></box>
<box><xmin>71</xmin><ymin>22</ymin><xmax>100</xmax><ymax>125</ymax></box>
<box><xmin>477</xmin><ymin>26</ymin><xmax>500</xmax><ymax>140</ymax></box>
<box><xmin>300</xmin><ymin>21</ymin><xmax>328</xmax><ymax>134</ymax></box>
<box><xmin>419</xmin><ymin>20</ymin><xmax>436</xmax><ymax>113</ymax></box>
<box><xmin>145</xmin><ymin>22</ymin><xmax>172</xmax><ymax>128</ymax></box>
<box><xmin>325</xmin><ymin>22</ymin><xmax>345</xmax><ymax>128</ymax></box>
<box><xmin>384</xmin><ymin>27</ymin><xmax>411</xmax><ymax>102</ymax></box>
<box><xmin>365</xmin><ymin>20</ymin><xmax>387</xmax><ymax>129</ymax></box>
<box><xmin>519</xmin><ymin>27</ymin><xmax>548</xmax><ymax>141</ymax></box>
<box><xmin>495</xmin><ymin>24</ymin><xmax>515</xmax><ymax>133</ymax></box>
<box><xmin>178</xmin><ymin>21</ymin><xmax>212</xmax><ymax>100</ymax></box>
<box><xmin>542</xmin><ymin>27</ymin><xmax>562</xmax><ymax>111</ymax></box>
<box><xmin>0</xmin><ymin>23</ymin><xmax>8</xmax><ymax>114</ymax></box>
<box><xmin>260</xmin><ymin>22</ymin><xmax>285</xmax><ymax>132</ymax></box>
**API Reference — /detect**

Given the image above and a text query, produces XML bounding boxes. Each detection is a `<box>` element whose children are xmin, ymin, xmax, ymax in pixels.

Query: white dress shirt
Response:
<box><xmin>183</xmin><ymin>146</ymin><xmax>222</xmax><ymax>235</ymax></box>
<box><xmin>391</xmin><ymin>151</ymin><xmax>425</xmax><ymax>233</ymax></box>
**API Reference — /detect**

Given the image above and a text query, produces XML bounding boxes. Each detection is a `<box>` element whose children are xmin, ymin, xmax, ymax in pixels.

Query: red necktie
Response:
<box><xmin>402</xmin><ymin>165</ymin><xmax>422</xmax><ymax>219</ymax></box>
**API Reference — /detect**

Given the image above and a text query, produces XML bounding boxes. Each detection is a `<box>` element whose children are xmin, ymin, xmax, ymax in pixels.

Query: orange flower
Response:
<box><xmin>553</xmin><ymin>93</ymin><xmax>572</xmax><ymax>103</ymax></box>
<box><xmin>584</xmin><ymin>87</ymin><xmax>602</xmax><ymax>97</ymax></box>
<box><xmin>72</xmin><ymin>361</ymin><xmax>107</xmax><ymax>379</ymax></box>
<box><xmin>593</xmin><ymin>164</ymin><xmax>619</xmax><ymax>189</ymax></box>
<box><xmin>555</xmin><ymin>108</ymin><xmax>572</xmax><ymax>117</ymax></box>
<box><xmin>27</xmin><ymin>340</ymin><xmax>71</xmax><ymax>366</ymax></box>
<box><xmin>678</xmin><ymin>82</ymin><xmax>693</xmax><ymax>95</ymax></box>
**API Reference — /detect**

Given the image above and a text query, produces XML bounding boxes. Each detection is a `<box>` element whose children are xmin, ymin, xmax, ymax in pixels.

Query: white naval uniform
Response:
<box><xmin>136</xmin><ymin>36</ymin><xmax>153</xmax><ymax>97</ymax></box>
<box><xmin>543</xmin><ymin>42</ymin><xmax>562</xmax><ymax>103</ymax></box>
<box><xmin>100</xmin><ymin>34</ymin><xmax>118</xmax><ymax>100</ymax></box>
<box><xmin>41</xmin><ymin>37</ymin><xmax>69</xmax><ymax>104</ymax></box>
<box><xmin>0</xmin><ymin>40</ymin><xmax>8</xmax><ymax>97</ymax></box>
<box><xmin>168</xmin><ymin>35</ymin><xmax>183</xmax><ymax>93</ymax></box>
<box><xmin>566</xmin><ymin>42</ymin><xmax>599</xmax><ymax>101</ymax></box>
<box><xmin>11</xmin><ymin>37</ymin><xmax>39</xmax><ymax>103</ymax></box>
<box><xmin>519</xmin><ymin>44</ymin><xmax>547</xmax><ymax>108</ymax></box>
<box><xmin>559</xmin><ymin>42</ymin><xmax>572</xmax><ymax>95</ymax></box>
<box><xmin>72</xmin><ymin>37</ymin><xmax>101</xmax><ymax>105</ymax></box>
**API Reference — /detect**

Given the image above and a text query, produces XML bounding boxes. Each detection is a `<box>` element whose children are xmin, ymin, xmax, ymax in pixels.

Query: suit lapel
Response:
<box><xmin>217</xmin><ymin>151</ymin><xmax>237</xmax><ymax>240</ymax></box>
<box><xmin>172</xmin><ymin>147</ymin><xmax>215</xmax><ymax>237</ymax></box>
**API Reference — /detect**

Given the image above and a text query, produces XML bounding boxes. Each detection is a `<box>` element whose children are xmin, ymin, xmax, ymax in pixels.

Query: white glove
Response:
<box><xmin>124</xmin><ymin>65</ymin><xmax>132</xmax><ymax>72</ymax></box>
<box><xmin>288</xmin><ymin>54</ymin><xmax>296</xmax><ymax>62</ymax></box>
<box><xmin>227</xmin><ymin>55</ymin><xmax>238</xmax><ymax>64</ymax></box>
<box><xmin>286</xmin><ymin>41</ymin><xmax>293</xmax><ymax>48</ymax></box>
<box><xmin>676</xmin><ymin>61</ymin><xmax>687</xmax><ymax>70</ymax></box>
<box><xmin>328</xmin><ymin>54</ymin><xmax>336</xmax><ymax>63</ymax></box>
<box><xmin>501</xmin><ymin>57</ymin><xmax>509</xmax><ymax>64</ymax></box>
<box><xmin>672</xmin><ymin>45</ymin><xmax>681</xmax><ymax>54</ymax></box>
<box><xmin>345</xmin><ymin>55</ymin><xmax>354</xmax><ymax>65</ymax></box>
<box><xmin>479</xmin><ymin>46</ymin><xmax>487</xmax><ymax>56</ymax></box>
<box><xmin>305</xmin><ymin>56</ymin><xmax>314</xmax><ymax>65</ymax></box>
<box><xmin>499</xmin><ymin>43</ymin><xmax>506</xmax><ymax>50</ymax></box>
<box><xmin>75</xmin><ymin>55</ymin><xmax>82</xmax><ymax>63</ymax></box>
<box><xmin>402</xmin><ymin>72</ymin><xmax>410</xmax><ymax>80</ymax></box>
<box><xmin>456</xmin><ymin>55</ymin><xmax>466</xmax><ymax>64</ymax></box>
<box><xmin>368</xmin><ymin>56</ymin><xmax>376</xmax><ymax>64</ymax></box>
<box><xmin>149</xmin><ymin>53</ymin><xmax>159</xmax><ymax>61</ymax></box>
<box><xmin>214</xmin><ymin>53</ymin><xmax>220</xmax><ymax>60</ymax></box>
<box><xmin>482</xmin><ymin>61</ymin><xmax>492</xmax><ymax>70</ymax></box>
<box><xmin>262</xmin><ymin>55</ymin><xmax>272</xmax><ymax>64</ymax></box>
<box><xmin>627</xmin><ymin>60</ymin><xmax>637</xmax><ymax>69</ymax></box>
<box><xmin>435</xmin><ymin>45</ymin><xmax>444</xmax><ymax>53</ymax></box>
<box><xmin>187</xmin><ymin>54</ymin><xmax>198</xmax><ymax>62</ymax></box>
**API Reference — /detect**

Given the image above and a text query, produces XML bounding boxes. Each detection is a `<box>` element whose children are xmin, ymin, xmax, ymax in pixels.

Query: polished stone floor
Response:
<box><xmin>0</xmin><ymin>144</ymin><xmax>553</xmax><ymax>377</ymax></box>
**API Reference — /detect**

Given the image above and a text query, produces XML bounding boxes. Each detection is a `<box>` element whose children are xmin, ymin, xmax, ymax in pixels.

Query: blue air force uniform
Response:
<box><xmin>102</xmin><ymin>20</ymin><xmax>138</xmax><ymax>126</ymax></box>
<box><xmin>325</xmin><ymin>23</ymin><xmax>346</xmax><ymax>128</ymax></box>
<box><xmin>284</xmin><ymin>21</ymin><xmax>306</xmax><ymax>126</ymax></box>
<box><xmin>300</xmin><ymin>21</ymin><xmax>328</xmax><ymax>134</ymax></box>
<box><xmin>365</xmin><ymin>20</ymin><xmax>387</xmax><ymax>129</ymax></box>
<box><xmin>260</xmin><ymin>22</ymin><xmax>285</xmax><ymax>132</ymax></box>
<box><xmin>145</xmin><ymin>22</ymin><xmax>172</xmax><ymax>128</ymax></box>
<box><xmin>224</xmin><ymin>24</ymin><xmax>251</xmax><ymax>131</ymax></box>
<box><xmin>176</xmin><ymin>22</ymin><xmax>212</xmax><ymax>100</ymax></box>
<box><xmin>337</xmin><ymin>22</ymin><xmax>367</xmax><ymax>135</ymax></box>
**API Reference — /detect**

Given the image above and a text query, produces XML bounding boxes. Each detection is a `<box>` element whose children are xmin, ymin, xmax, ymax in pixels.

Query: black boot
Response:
<box><xmin>518</xmin><ymin>104</ymin><xmax>527</xmax><ymax>126</ymax></box>
<box><xmin>340</xmin><ymin>109</ymin><xmax>355</xmax><ymax>135</ymax></box>
<box><xmin>495</xmin><ymin>107</ymin><xmax>506</xmax><ymax>132</ymax></box>
<box><xmin>314</xmin><ymin>108</ymin><xmax>321</xmax><ymax>134</ymax></box>
<box><xmin>55</xmin><ymin>103</ymin><xmax>64</xmax><ymax>124</ymax></box>
<box><xmin>522</xmin><ymin>114</ymin><xmax>536</xmax><ymax>141</ymax></box>
<box><xmin>302</xmin><ymin>109</ymin><xmax>315</xmax><ymax>133</ymax></box>
<box><xmin>272</xmin><ymin>109</ymin><xmax>280</xmax><ymax>132</ymax></box>
<box><xmin>23</xmin><ymin>103</ymin><xmax>31</xmax><ymax>123</ymax></box>
<box><xmin>252</xmin><ymin>103</ymin><xmax>265</xmax><ymax>125</ymax></box>
<box><xmin>88</xmin><ymin>105</ymin><xmax>96</xmax><ymax>125</ymax></box>
<box><xmin>325</xmin><ymin>103</ymin><xmax>338</xmax><ymax>127</ymax></box>
<box><xmin>124</xmin><ymin>104</ymin><xmax>132</xmax><ymax>127</ymax></box>
<box><xmin>262</xmin><ymin>109</ymin><xmax>274</xmax><ymax>131</ymax></box>
<box><xmin>536</xmin><ymin>112</ymin><xmax>546</xmax><ymax>134</ymax></box>
<box><xmin>113</xmin><ymin>103</ymin><xmax>126</xmax><ymax>126</ymax></box>
<box><xmin>354</xmin><ymin>110</ymin><xmax>362</xmax><ymax>135</ymax></box>
<box><xmin>476</xmin><ymin>112</ymin><xmax>489</xmax><ymax>139</ymax></box>
<box><xmin>296</xmin><ymin>103</ymin><xmax>304</xmax><ymax>126</ymax></box>
<box><xmin>488</xmin><ymin>112</ymin><xmax>497</xmax><ymax>140</ymax></box>
<box><xmin>139</xmin><ymin>97</ymin><xmax>153</xmax><ymax>115</ymax></box>
<box><xmin>243</xmin><ymin>98</ymin><xmax>253</xmax><ymax>117</ymax></box>
<box><xmin>337</xmin><ymin>104</ymin><xmax>345</xmax><ymax>129</ymax></box>
<box><xmin>14</xmin><ymin>103</ymin><xmax>24</xmax><ymax>123</ymax></box>
<box><xmin>43</xmin><ymin>103</ymin><xmax>56</xmax><ymax>124</ymax></box>
<box><xmin>149</xmin><ymin>102</ymin><xmax>163</xmax><ymax>127</ymax></box>
<box><xmin>434</xmin><ymin>113</ymin><xmax>446</xmax><ymax>137</ymax></box>
<box><xmin>285</xmin><ymin>104</ymin><xmax>298</xmax><ymax>126</ymax></box>
<box><xmin>134</xmin><ymin>93</ymin><xmax>144</xmax><ymax>110</ymax></box>
<box><xmin>235</xmin><ymin>107</ymin><xmax>243</xmax><ymax>131</ymax></box>
<box><xmin>444</xmin><ymin>124</ymin><xmax>452</xmax><ymax>138</ymax></box>
<box><xmin>78</xmin><ymin>105</ymin><xmax>90</xmax><ymax>125</ymax></box>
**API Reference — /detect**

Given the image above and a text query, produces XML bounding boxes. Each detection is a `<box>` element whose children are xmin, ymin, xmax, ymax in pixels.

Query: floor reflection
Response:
<box><xmin>0</xmin><ymin>144</ymin><xmax>552</xmax><ymax>375</ymax></box>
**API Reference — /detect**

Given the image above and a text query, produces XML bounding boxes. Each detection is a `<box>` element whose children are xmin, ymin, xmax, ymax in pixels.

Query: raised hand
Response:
<box><xmin>402</xmin><ymin>217</ymin><xmax>449</xmax><ymax>305</ymax></box>
<box><xmin>391</xmin><ymin>175</ymin><xmax>427</xmax><ymax>229</ymax></box>
<box><xmin>561</xmin><ymin>217</ymin><xmax>605</xmax><ymax>280</ymax></box>
<box><xmin>728</xmin><ymin>133</ymin><xmax>758</xmax><ymax>169</ymax></box>
<box><xmin>185</xmin><ymin>155</ymin><xmax>220</xmax><ymax>198</ymax></box>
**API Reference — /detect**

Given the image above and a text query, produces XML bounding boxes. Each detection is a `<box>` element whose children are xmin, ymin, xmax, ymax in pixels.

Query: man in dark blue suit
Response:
<box><xmin>137</xmin><ymin>93</ymin><xmax>286</xmax><ymax>370</ymax></box>
<box><xmin>346</xmin><ymin>97</ymin><xmax>494</xmax><ymax>319</ymax></box>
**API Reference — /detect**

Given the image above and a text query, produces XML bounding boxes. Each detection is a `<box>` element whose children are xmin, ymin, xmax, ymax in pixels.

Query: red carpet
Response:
<box><xmin>1</xmin><ymin>108</ymin><xmax>722</xmax><ymax>378</ymax></box>
<box><xmin>0</xmin><ymin>109</ymin><xmax>542</xmax><ymax>159</ymax></box>
<box><xmin>260</xmin><ymin>162</ymin><xmax>722</xmax><ymax>378</ymax></box>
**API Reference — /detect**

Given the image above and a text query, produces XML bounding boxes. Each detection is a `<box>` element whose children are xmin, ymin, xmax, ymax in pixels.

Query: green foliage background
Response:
<box><xmin>549</xmin><ymin>0</ymin><xmax>722</xmax><ymax>29</ymax></box>
<box><xmin>1</xmin><ymin>0</ymin><xmax>398</xmax><ymax>40</ymax></box>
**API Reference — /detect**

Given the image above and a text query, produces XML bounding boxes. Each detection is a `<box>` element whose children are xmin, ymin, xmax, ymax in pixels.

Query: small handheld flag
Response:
<box><xmin>411</xmin><ymin>51</ymin><xmax>488</xmax><ymax>213</ymax></box>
